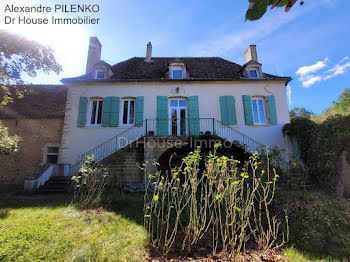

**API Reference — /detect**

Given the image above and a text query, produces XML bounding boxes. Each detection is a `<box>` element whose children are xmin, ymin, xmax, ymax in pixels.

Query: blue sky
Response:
<box><xmin>1</xmin><ymin>0</ymin><xmax>350</xmax><ymax>114</ymax></box>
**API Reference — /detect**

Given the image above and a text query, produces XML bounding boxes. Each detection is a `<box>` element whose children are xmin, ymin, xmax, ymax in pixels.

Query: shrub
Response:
<box><xmin>71</xmin><ymin>156</ymin><xmax>109</xmax><ymax>210</ymax></box>
<box><xmin>143</xmin><ymin>144</ymin><xmax>288</xmax><ymax>259</ymax></box>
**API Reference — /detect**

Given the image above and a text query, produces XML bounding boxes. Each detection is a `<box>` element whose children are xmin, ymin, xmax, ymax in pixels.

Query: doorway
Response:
<box><xmin>169</xmin><ymin>99</ymin><xmax>188</xmax><ymax>136</ymax></box>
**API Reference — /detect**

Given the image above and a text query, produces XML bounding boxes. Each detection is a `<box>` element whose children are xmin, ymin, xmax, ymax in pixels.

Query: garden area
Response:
<box><xmin>1</xmin><ymin>144</ymin><xmax>350</xmax><ymax>261</ymax></box>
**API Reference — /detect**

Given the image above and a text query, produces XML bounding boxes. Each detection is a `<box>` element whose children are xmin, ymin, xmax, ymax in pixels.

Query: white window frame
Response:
<box><xmin>46</xmin><ymin>146</ymin><xmax>59</xmax><ymax>164</ymax></box>
<box><xmin>88</xmin><ymin>99</ymin><xmax>103</xmax><ymax>126</ymax></box>
<box><xmin>171</xmin><ymin>66</ymin><xmax>184</xmax><ymax>79</ymax></box>
<box><xmin>120</xmin><ymin>98</ymin><xmax>135</xmax><ymax>126</ymax></box>
<box><xmin>251</xmin><ymin>97</ymin><xmax>267</xmax><ymax>125</ymax></box>
<box><xmin>95</xmin><ymin>69</ymin><xmax>106</xmax><ymax>79</ymax></box>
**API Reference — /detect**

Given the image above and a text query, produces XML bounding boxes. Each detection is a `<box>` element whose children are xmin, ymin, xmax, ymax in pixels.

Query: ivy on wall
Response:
<box><xmin>284</xmin><ymin>115</ymin><xmax>350</xmax><ymax>190</ymax></box>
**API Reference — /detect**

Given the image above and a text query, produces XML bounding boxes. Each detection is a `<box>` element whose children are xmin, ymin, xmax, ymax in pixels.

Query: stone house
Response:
<box><xmin>0</xmin><ymin>85</ymin><xmax>67</xmax><ymax>192</ymax></box>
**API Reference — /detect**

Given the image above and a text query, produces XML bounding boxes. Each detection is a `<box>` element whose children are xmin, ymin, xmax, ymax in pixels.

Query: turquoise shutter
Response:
<box><xmin>243</xmin><ymin>95</ymin><xmax>253</xmax><ymax>125</ymax></box>
<box><xmin>110</xmin><ymin>97</ymin><xmax>120</xmax><ymax>127</ymax></box>
<box><xmin>77</xmin><ymin>97</ymin><xmax>88</xmax><ymax>127</ymax></box>
<box><xmin>219</xmin><ymin>96</ymin><xmax>229</xmax><ymax>125</ymax></box>
<box><xmin>220</xmin><ymin>96</ymin><xmax>237</xmax><ymax>125</ymax></box>
<box><xmin>135</xmin><ymin>96</ymin><xmax>144</xmax><ymax>126</ymax></box>
<box><xmin>267</xmin><ymin>95</ymin><xmax>277</xmax><ymax>125</ymax></box>
<box><xmin>157</xmin><ymin>96</ymin><xmax>168</xmax><ymax>136</ymax></box>
<box><xmin>189</xmin><ymin>96</ymin><xmax>200</xmax><ymax>135</ymax></box>
<box><xmin>102</xmin><ymin>97</ymin><xmax>112</xmax><ymax>127</ymax></box>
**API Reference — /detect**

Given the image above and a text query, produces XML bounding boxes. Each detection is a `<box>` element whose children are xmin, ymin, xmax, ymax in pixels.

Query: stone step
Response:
<box><xmin>37</xmin><ymin>175</ymin><xmax>72</xmax><ymax>194</ymax></box>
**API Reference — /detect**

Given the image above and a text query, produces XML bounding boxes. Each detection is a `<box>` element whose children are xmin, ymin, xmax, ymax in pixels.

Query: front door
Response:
<box><xmin>169</xmin><ymin>99</ymin><xmax>187</xmax><ymax>136</ymax></box>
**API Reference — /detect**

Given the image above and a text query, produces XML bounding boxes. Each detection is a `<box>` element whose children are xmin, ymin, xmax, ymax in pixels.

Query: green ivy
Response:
<box><xmin>283</xmin><ymin>115</ymin><xmax>350</xmax><ymax>190</ymax></box>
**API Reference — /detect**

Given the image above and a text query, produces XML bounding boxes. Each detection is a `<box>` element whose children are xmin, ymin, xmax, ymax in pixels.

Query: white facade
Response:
<box><xmin>58</xmin><ymin>80</ymin><xmax>290</xmax><ymax>165</ymax></box>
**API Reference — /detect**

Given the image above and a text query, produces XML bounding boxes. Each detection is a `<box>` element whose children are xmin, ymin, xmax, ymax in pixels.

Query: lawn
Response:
<box><xmin>1</xmin><ymin>191</ymin><xmax>350</xmax><ymax>262</ymax></box>
<box><xmin>0</xmin><ymin>194</ymin><xmax>147</xmax><ymax>262</ymax></box>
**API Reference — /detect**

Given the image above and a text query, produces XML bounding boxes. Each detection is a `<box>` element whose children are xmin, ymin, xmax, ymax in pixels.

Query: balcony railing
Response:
<box><xmin>68</xmin><ymin>118</ymin><xmax>290</xmax><ymax>176</ymax></box>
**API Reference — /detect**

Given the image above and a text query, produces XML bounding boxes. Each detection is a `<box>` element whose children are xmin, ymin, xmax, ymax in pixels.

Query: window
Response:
<box><xmin>251</xmin><ymin>98</ymin><xmax>267</xmax><ymax>124</ymax></box>
<box><xmin>121</xmin><ymin>99</ymin><xmax>135</xmax><ymax>125</ymax></box>
<box><xmin>89</xmin><ymin>99</ymin><xmax>103</xmax><ymax>126</ymax></box>
<box><xmin>249</xmin><ymin>69</ymin><xmax>258</xmax><ymax>78</ymax></box>
<box><xmin>46</xmin><ymin>147</ymin><xmax>59</xmax><ymax>164</ymax></box>
<box><xmin>95</xmin><ymin>69</ymin><xmax>106</xmax><ymax>79</ymax></box>
<box><xmin>171</xmin><ymin>66</ymin><xmax>184</xmax><ymax>79</ymax></box>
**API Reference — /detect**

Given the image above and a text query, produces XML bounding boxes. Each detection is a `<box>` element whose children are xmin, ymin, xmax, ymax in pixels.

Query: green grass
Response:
<box><xmin>1</xmin><ymin>191</ymin><xmax>350</xmax><ymax>261</ymax></box>
<box><xmin>0</xmin><ymin>195</ymin><xmax>147</xmax><ymax>262</ymax></box>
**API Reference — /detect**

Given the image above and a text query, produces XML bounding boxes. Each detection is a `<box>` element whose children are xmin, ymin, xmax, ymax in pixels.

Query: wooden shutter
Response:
<box><xmin>243</xmin><ymin>95</ymin><xmax>253</xmax><ymax>125</ymax></box>
<box><xmin>110</xmin><ymin>97</ymin><xmax>120</xmax><ymax>127</ymax></box>
<box><xmin>77</xmin><ymin>97</ymin><xmax>88</xmax><ymax>127</ymax></box>
<box><xmin>267</xmin><ymin>95</ymin><xmax>278</xmax><ymax>125</ymax></box>
<box><xmin>220</xmin><ymin>96</ymin><xmax>237</xmax><ymax>125</ymax></box>
<box><xmin>189</xmin><ymin>96</ymin><xmax>200</xmax><ymax>135</ymax></box>
<box><xmin>102</xmin><ymin>97</ymin><xmax>112</xmax><ymax>127</ymax></box>
<box><xmin>157</xmin><ymin>96</ymin><xmax>168</xmax><ymax>136</ymax></box>
<box><xmin>135</xmin><ymin>96</ymin><xmax>144</xmax><ymax>126</ymax></box>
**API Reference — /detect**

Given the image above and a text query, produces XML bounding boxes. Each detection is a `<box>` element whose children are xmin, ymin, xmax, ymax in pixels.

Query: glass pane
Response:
<box><xmin>97</xmin><ymin>101</ymin><xmax>103</xmax><ymax>124</ymax></box>
<box><xmin>172</xmin><ymin>70</ymin><xmax>183</xmax><ymax>79</ymax></box>
<box><xmin>47</xmin><ymin>147</ymin><xmax>59</xmax><ymax>154</ymax></box>
<box><xmin>90</xmin><ymin>101</ymin><xmax>97</xmax><ymax>124</ymax></box>
<box><xmin>123</xmin><ymin>101</ymin><xmax>128</xmax><ymax>124</ymax></box>
<box><xmin>179</xmin><ymin>100</ymin><xmax>187</xmax><ymax>107</ymax></box>
<box><xmin>249</xmin><ymin>70</ymin><xmax>258</xmax><ymax>78</ymax></box>
<box><xmin>96</xmin><ymin>71</ymin><xmax>105</xmax><ymax>79</ymax></box>
<box><xmin>258</xmin><ymin>100</ymin><xmax>266</xmax><ymax>124</ymax></box>
<box><xmin>47</xmin><ymin>155</ymin><xmax>58</xmax><ymax>164</ymax></box>
<box><xmin>129</xmin><ymin>100</ymin><xmax>135</xmax><ymax>124</ymax></box>
<box><xmin>252</xmin><ymin>100</ymin><xmax>259</xmax><ymax>123</ymax></box>
<box><xmin>171</xmin><ymin>109</ymin><xmax>177</xmax><ymax>136</ymax></box>
<box><xmin>180</xmin><ymin>109</ymin><xmax>186</xmax><ymax>135</ymax></box>
<box><xmin>170</xmin><ymin>100</ymin><xmax>178</xmax><ymax>107</ymax></box>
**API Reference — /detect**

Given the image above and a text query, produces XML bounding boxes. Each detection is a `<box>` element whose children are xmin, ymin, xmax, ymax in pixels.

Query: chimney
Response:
<box><xmin>86</xmin><ymin>37</ymin><xmax>102</xmax><ymax>75</ymax></box>
<box><xmin>245</xmin><ymin>45</ymin><xmax>258</xmax><ymax>63</ymax></box>
<box><xmin>145</xmin><ymin>42</ymin><xmax>152</xmax><ymax>62</ymax></box>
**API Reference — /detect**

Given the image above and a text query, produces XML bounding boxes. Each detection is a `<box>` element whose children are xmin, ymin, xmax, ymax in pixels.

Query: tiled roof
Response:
<box><xmin>62</xmin><ymin>57</ymin><xmax>291</xmax><ymax>83</ymax></box>
<box><xmin>0</xmin><ymin>85</ymin><xmax>67</xmax><ymax>119</ymax></box>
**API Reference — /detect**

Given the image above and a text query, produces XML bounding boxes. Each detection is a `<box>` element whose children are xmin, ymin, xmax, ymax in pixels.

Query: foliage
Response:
<box><xmin>0</xmin><ymin>197</ymin><xmax>147</xmax><ymax>262</ymax></box>
<box><xmin>289</xmin><ymin>107</ymin><xmax>313</xmax><ymax>119</ymax></box>
<box><xmin>71</xmin><ymin>156</ymin><xmax>109</xmax><ymax>210</ymax></box>
<box><xmin>283</xmin><ymin>115</ymin><xmax>350</xmax><ymax>189</ymax></box>
<box><xmin>0</xmin><ymin>121</ymin><xmax>21</xmax><ymax>154</ymax></box>
<box><xmin>276</xmin><ymin>190</ymin><xmax>350</xmax><ymax>260</ymax></box>
<box><xmin>311</xmin><ymin>88</ymin><xmax>350</xmax><ymax>123</ymax></box>
<box><xmin>143</xmin><ymin>145</ymin><xmax>287</xmax><ymax>258</ymax></box>
<box><xmin>246</xmin><ymin>0</ymin><xmax>303</xmax><ymax>21</ymax></box>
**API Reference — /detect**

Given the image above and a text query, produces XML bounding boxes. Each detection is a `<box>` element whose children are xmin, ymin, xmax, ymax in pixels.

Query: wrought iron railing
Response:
<box><xmin>68</xmin><ymin>118</ymin><xmax>292</xmax><ymax>176</ymax></box>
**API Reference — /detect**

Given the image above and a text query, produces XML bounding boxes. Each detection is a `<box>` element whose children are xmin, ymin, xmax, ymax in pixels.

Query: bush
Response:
<box><xmin>71</xmin><ymin>156</ymin><xmax>109</xmax><ymax>210</ymax></box>
<box><xmin>143</xmin><ymin>144</ymin><xmax>288</xmax><ymax>259</ymax></box>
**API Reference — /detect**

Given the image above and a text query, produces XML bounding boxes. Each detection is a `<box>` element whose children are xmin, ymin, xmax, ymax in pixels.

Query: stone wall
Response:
<box><xmin>0</xmin><ymin>117</ymin><xmax>64</xmax><ymax>192</ymax></box>
<box><xmin>102</xmin><ymin>141</ymin><xmax>145</xmax><ymax>184</ymax></box>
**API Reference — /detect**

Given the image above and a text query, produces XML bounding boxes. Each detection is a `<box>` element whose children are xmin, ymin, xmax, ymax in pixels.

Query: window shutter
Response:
<box><xmin>135</xmin><ymin>96</ymin><xmax>144</xmax><ymax>126</ymax></box>
<box><xmin>243</xmin><ymin>95</ymin><xmax>253</xmax><ymax>125</ymax></box>
<box><xmin>77</xmin><ymin>97</ymin><xmax>88</xmax><ymax>127</ymax></box>
<box><xmin>219</xmin><ymin>96</ymin><xmax>229</xmax><ymax>125</ymax></box>
<box><xmin>267</xmin><ymin>95</ymin><xmax>278</xmax><ymax>125</ymax></box>
<box><xmin>102</xmin><ymin>97</ymin><xmax>112</xmax><ymax>127</ymax></box>
<box><xmin>220</xmin><ymin>96</ymin><xmax>237</xmax><ymax>125</ymax></box>
<box><xmin>189</xmin><ymin>96</ymin><xmax>200</xmax><ymax>135</ymax></box>
<box><xmin>110</xmin><ymin>97</ymin><xmax>120</xmax><ymax>127</ymax></box>
<box><xmin>157</xmin><ymin>96</ymin><xmax>168</xmax><ymax>135</ymax></box>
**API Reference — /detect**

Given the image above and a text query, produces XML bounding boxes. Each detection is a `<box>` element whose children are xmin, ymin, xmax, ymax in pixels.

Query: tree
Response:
<box><xmin>245</xmin><ymin>0</ymin><xmax>304</xmax><ymax>21</ymax></box>
<box><xmin>0</xmin><ymin>30</ymin><xmax>62</xmax><ymax>154</ymax></box>
<box><xmin>289</xmin><ymin>107</ymin><xmax>313</xmax><ymax>119</ymax></box>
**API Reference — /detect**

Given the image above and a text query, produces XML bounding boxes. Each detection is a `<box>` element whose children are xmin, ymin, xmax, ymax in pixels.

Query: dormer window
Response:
<box><xmin>95</xmin><ymin>69</ymin><xmax>106</xmax><ymax>79</ymax></box>
<box><xmin>171</xmin><ymin>66</ymin><xmax>184</xmax><ymax>79</ymax></box>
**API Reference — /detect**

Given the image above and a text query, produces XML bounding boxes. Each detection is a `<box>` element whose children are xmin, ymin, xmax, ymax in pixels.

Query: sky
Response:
<box><xmin>0</xmin><ymin>0</ymin><xmax>349</xmax><ymax>114</ymax></box>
